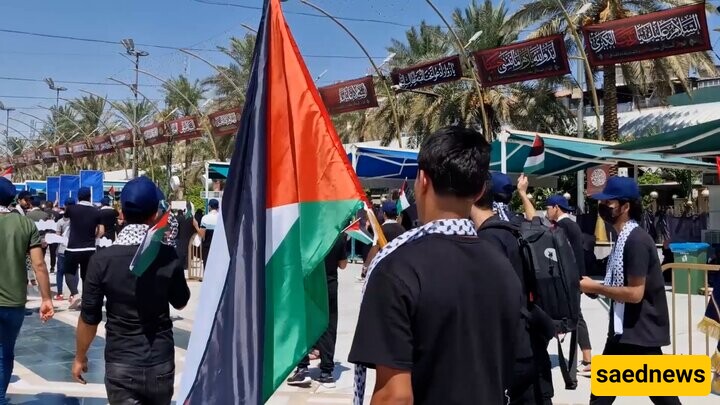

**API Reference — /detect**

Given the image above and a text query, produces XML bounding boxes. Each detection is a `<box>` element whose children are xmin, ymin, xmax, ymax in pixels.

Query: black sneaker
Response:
<box><xmin>317</xmin><ymin>372</ymin><xmax>335</xmax><ymax>388</ymax></box>
<box><xmin>286</xmin><ymin>367</ymin><xmax>311</xmax><ymax>386</ymax></box>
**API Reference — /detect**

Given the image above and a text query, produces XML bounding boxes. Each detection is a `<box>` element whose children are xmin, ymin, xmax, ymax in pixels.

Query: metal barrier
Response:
<box><xmin>661</xmin><ymin>263</ymin><xmax>718</xmax><ymax>357</ymax></box>
<box><xmin>188</xmin><ymin>233</ymin><xmax>204</xmax><ymax>281</ymax></box>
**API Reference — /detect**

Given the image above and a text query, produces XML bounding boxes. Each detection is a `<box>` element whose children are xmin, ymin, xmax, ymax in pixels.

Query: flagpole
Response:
<box><xmin>300</xmin><ymin>0</ymin><xmax>404</xmax><ymax>148</ymax></box>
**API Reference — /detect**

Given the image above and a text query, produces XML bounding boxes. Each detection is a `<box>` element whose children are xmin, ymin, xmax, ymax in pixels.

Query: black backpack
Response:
<box><xmin>483</xmin><ymin>217</ymin><xmax>581</xmax><ymax>389</ymax></box>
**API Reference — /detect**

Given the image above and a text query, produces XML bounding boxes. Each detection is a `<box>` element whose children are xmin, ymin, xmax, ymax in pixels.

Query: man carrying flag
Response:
<box><xmin>72</xmin><ymin>176</ymin><xmax>190</xmax><ymax>403</ymax></box>
<box><xmin>178</xmin><ymin>0</ymin><xmax>369</xmax><ymax>402</ymax></box>
<box><xmin>524</xmin><ymin>134</ymin><xmax>545</xmax><ymax>173</ymax></box>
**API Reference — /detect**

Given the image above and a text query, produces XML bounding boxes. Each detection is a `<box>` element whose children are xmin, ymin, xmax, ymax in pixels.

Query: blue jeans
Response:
<box><xmin>0</xmin><ymin>307</ymin><xmax>25</xmax><ymax>405</ymax></box>
<box><xmin>56</xmin><ymin>253</ymin><xmax>65</xmax><ymax>295</ymax></box>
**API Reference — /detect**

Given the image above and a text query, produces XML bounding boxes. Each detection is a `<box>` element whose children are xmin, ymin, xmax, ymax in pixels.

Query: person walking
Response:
<box><xmin>63</xmin><ymin>187</ymin><xmax>104</xmax><ymax>309</ymax></box>
<box><xmin>359</xmin><ymin>201</ymin><xmax>406</xmax><ymax>280</ymax></box>
<box><xmin>54</xmin><ymin>204</ymin><xmax>72</xmax><ymax>301</ymax></box>
<box><xmin>473</xmin><ymin>180</ymin><xmax>555</xmax><ymax>405</ymax></box>
<box><xmin>98</xmin><ymin>197</ymin><xmax>119</xmax><ymax>242</ymax></box>
<box><xmin>0</xmin><ymin>178</ymin><xmax>54</xmax><ymax>405</ymax></box>
<box><xmin>580</xmin><ymin>177</ymin><xmax>678</xmax><ymax>405</ymax></box>
<box><xmin>72</xmin><ymin>176</ymin><xmax>190</xmax><ymax>404</ymax></box>
<box><xmin>194</xmin><ymin>199</ymin><xmax>219</xmax><ymax>270</ymax></box>
<box><xmin>349</xmin><ymin>126</ymin><xmax>522</xmax><ymax>405</ymax></box>
<box><xmin>287</xmin><ymin>233</ymin><xmax>348</xmax><ymax>388</ymax></box>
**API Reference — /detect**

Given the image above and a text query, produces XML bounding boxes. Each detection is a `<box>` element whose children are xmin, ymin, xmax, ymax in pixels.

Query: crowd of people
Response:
<box><xmin>0</xmin><ymin>125</ymin><xmax>718</xmax><ymax>405</ymax></box>
<box><xmin>0</xmin><ymin>176</ymin><xmax>212</xmax><ymax>405</ymax></box>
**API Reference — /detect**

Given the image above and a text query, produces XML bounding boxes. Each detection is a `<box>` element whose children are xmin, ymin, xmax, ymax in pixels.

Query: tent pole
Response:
<box><xmin>498</xmin><ymin>131</ymin><xmax>510</xmax><ymax>174</ymax></box>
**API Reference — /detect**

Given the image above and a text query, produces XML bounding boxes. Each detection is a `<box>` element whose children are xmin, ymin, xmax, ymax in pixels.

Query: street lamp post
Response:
<box><xmin>44</xmin><ymin>78</ymin><xmax>67</xmax><ymax>108</ymax></box>
<box><xmin>121</xmin><ymin>38</ymin><xmax>149</xmax><ymax>179</ymax></box>
<box><xmin>0</xmin><ymin>102</ymin><xmax>15</xmax><ymax>155</ymax></box>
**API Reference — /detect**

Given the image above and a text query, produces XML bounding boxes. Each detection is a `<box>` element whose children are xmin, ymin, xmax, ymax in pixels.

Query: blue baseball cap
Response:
<box><xmin>590</xmin><ymin>176</ymin><xmax>640</xmax><ymax>201</ymax></box>
<box><xmin>208</xmin><ymin>199</ymin><xmax>219</xmax><ymax>210</ymax></box>
<box><xmin>382</xmin><ymin>201</ymin><xmax>397</xmax><ymax>216</ymax></box>
<box><xmin>491</xmin><ymin>172</ymin><xmax>515</xmax><ymax>195</ymax></box>
<box><xmin>0</xmin><ymin>177</ymin><xmax>16</xmax><ymax>206</ymax></box>
<box><xmin>546</xmin><ymin>195</ymin><xmax>571</xmax><ymax>212</ymax></box>
<box><xmin>121</xmin><ymin>176</ymin><xmax>160</xmax><ymax>217</ymax></box>
<box><xmin>78</xmin><ymin>187</ymin><xmax>91</xmax><ymax>201</ymax></box>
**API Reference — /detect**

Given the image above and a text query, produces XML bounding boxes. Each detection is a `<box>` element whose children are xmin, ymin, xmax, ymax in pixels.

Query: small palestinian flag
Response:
<box><xmin>1</xmin><ymin>166</ymin><xmax>13</xmax><ymax>181</ymax></box>
<box><xmin>343</xmin><ymin>218</ymin><xmax>373</xmax><ymax>245</ymax></box>
<box><xmin>129</xmin><ymin>211</ymin><xmax>170</xmax><ymax>277</ymax></box>
<box><xmin>523</xmin><ymin>134</ymin><xmax>545</xmax><ymax>174</ymax></box>
<box><xmin>108</xmin><ymin>186</ymin><xmax>115</xmax><ymax>200</ymax></box>
<box><xmin>396</xmin><ymin>179</ymin><xmax>410</xmax><ymax>213</ymax></box>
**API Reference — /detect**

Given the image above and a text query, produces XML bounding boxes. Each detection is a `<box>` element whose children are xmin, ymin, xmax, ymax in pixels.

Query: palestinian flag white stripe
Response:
<box><xmin>523</xmin><ymin>135</ymin><xmax>545</xmax><ymax>174</ymax></box>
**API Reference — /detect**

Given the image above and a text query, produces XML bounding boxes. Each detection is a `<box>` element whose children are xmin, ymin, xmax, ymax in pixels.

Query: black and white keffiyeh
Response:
<box><xmin>114</xmin><ymin>224</ymin><xmax>149</xmax><ymax>246</ymax></box>
<box><xmin>604</xmin><ymin>220</ymin><xmax>638</xmax><ymax>335</ymax></box>
<box><xmin>492</xmin><ymin>201</ymin><xmax>511</xmax><ymax>222</ymax></box>
<box><xmin>354</xmin><ymin>218</ymin><xmax>478</xmax><ymax>405</ymax></box>
<box><xmin>0</xmin><ymin>205</ymin><xmax>11</xmax><ymax>214</ymax></box>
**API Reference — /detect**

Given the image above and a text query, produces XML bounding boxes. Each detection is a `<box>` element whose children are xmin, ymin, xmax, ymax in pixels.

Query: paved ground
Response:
<box><xmin>8</xmin><ymin>262</ymin><xmax>720</xmax><ymax>404</ymax></box>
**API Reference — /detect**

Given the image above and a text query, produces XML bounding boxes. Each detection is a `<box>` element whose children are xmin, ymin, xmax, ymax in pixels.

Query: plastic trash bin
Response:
<box><xmin>669</xmin><ymin>242</ymin><xmax>709</xmax><ymax>295</ymax></box>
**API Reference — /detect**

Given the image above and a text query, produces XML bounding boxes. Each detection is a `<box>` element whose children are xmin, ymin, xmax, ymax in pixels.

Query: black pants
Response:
<box><xmin>49</xmin><ymin>243</ymin><xmax>59</xmax><ymax>271</ymax></box>
<box><xmin>589</xmin><ymin>338</ymin><xmax>681</xmax><ymax>405</ymax></box>
<box><xmin>63</xmin><ymin>250</ymin><xmax>95</xmax><ymax>295</ymax></box>
<box><xmin>299</xmin><ymin>281</ymin><xmax>338</xmax><ymax>373</ymax></box>
<box><xmin>508</xmin><ymin>336</ymin><xmax>554</xmax><ymax>405</ymax></box>
<box><xmin>577</xmin><ymin>310</ymin><xmax>592</xmax><ymax>351</ymax></box>
<box><xmin>105</xmin><ymin>361</ymin><xmax>174</xmax><ymax>405</ymax></box>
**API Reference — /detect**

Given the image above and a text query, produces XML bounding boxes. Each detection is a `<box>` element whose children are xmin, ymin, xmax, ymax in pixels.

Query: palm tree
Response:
<box><xmin>509</xmin><ymin>0</ymin><xmax>716</xmax><ymax>141</ymax></box>
<box><xmin>70</xmin><ymin>95</ymin><xmax>107</xmax><ymax>137</ymax></box>
<box><xmin>161</xmin><ymin>75</ymin><xmax>207</xmax><ymax>117</ymax></box>
<box><xmin>204</xmin><ymin>33</ymin><xmax>255</xmax><ymax>109</ymax></box>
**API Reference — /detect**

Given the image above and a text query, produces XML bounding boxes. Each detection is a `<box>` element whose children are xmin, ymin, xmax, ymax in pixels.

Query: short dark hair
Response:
<box><xmin>418</xmin><ymin>126</ymin><xmax>490</xmax><ymax>198</ymax></box>
<box><xmin>474</xmin><ymin>178</ymin><xmax>494</xmax><ymax>210</ymax></box>
<box><xmin>123</xmin><ymin>211</ymin><xmax>156</xmax><ymax>225</ymax></box>
<box><xmin>621</xmin><ymin>198</ymin><xmax>643</xmax><ymax>222</ymax></box>
<box><xmin>493</xmin><ymin>192</ymin><xmax>512</xmax><ymax>204</ymax></box>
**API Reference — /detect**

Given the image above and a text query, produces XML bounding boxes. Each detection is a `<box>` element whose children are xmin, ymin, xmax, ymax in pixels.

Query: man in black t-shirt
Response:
<box><xmin>287</xmin><ymin>234</ymin><xmax>348</xmax><ymax>387</ymax></box>
<box><xmin>545</xmin><ymin>194</ymin><xmax>594</xmax><ymax>377</ymax></box>
<box><xmin>64</xmin><ymin>187</ymin><xmax>104</xmax><ymax>308</ymax></box>
<box><xmin>349</xmin><ymin>126</ymin><xmax>522</xmax><ymax>405</ymax></box>
<box><xmin>581</xmin><ymin>177</ymin><xmax>677</xmax><ymax>405</ymax></box>
<box><xmin>360</xmin><ymin>201</ymin><xmax>406</xmax><ymax>279</ymax></box>
<box><xmin>98</xmin><ymin>197</ymin><xmax>119</xmax><ymax>241</ymax></box>
<box><xmin>474</xmin><ymin>179</ymin><xmax>555</xmax><ymax>405</ymax></box>
<box><xmin>73</xmin><ymin>176</ymin><xmax>190</xmax><ymax>404</ymax></box>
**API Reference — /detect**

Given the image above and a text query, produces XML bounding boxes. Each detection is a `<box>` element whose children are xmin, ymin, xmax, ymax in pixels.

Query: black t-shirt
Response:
<box><xmin>323</xmin><ymin>236</ymin><xmax>348</xmax><ymax>283</ymax></box>
<box><xmin>65</xmin><ymin>203</ymin><xmax>101</xmax><ymax>250</ymax></box>
<box><xmin>99</xmin><ymin>207</ymin><xmax>119</xmax><ymax>241</ymax></box>
<box><xmin>381</xmin><ymin>221</ymin><xmax>405</xmax><ymax>242</ymax></box>
<box><xmin>80</xmin><ymin>244</ymin><xmax>191</xmax><ymax>366</ymax></box>
<box><xmin>176</xmin><ymin>215</ymin><xmax>195</xmax><ymax>256</ymax></box>
<box><xmin>556</xmin><ymin>217</ymin><xmax>587</xmax><ymax>277</ymax></box>
<box><xmin>613</xmin><ymin>227</ymin><xmax>671</xmax><ymax>347</ymax></box>
<box><xmin>349</xmin><ymin>234</ymin><xmax>522</xmax><ymax>405</ymax></box>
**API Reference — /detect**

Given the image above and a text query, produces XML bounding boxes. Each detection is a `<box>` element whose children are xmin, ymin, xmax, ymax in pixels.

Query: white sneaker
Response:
<box><xmin>68</xmin><ymin>296</ymin><xmax>82</xmax><ymax>310</ymax></box>
<box><xmin>577</xmin><ymin>361</ymin><xmax>591</xmax><ymax>377</ymax></box>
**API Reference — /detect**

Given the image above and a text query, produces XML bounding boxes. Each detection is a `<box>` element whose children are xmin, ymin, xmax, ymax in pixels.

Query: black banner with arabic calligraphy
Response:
<box><xmin>318</xmin><ymin>76</ymin><xmax>378</xmax><ymax>115</ymax></box>
<box><xmin>582</xmin><ymin>4</ymin><xmax>711</xmax><ymax>67</ymax></box>
<box><xmin>472</xmin><ymin>35</ymin><xmax>570</xmax><ymax>87</ymax></box>
<box><xmin>390</xmin><ymin>55</ymin><xmax>463</xmax><ymax>91</ymax></box>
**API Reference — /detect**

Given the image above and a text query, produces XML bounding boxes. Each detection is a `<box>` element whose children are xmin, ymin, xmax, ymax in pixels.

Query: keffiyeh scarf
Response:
<box><xmin>493</xmin><ymin>201</ymin><xmax>511</xmax><ymax>222</ymax></box>
<box><xmin>114</xmin><ymin>224</ymin><xmax>149</xmax><ymax>246</ymax></box>
<box><xmin>604</xmin><ymin>220</ymin><xmax>638</xmax><ymax>335</ymax></box>
<box><xmin>354</xmin><ymin>218</ymin><xmax>478</xmax><ymax>405</ymax></box>
<box><xmin>0</xmin><ymin>205</ymin><xmax>11</xmax><ymax>213</ymax></box>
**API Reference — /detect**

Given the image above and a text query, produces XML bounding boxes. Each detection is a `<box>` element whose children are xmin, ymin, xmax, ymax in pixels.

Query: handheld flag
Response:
<box><xmin>716</xmin><ymin>157</ymin><xmax>720</xmax><ymax>182</ymax></box>
<box><xmin>343</xmin><ymin>218</ymin><xmax>373</xmax><ymax>245</ymax></box>
<box><xmin>108</xmin><ymin>186</ymin><xmax>115</xmax><ymax>200</ymax></box>
<box><xmin>396</xmin><ymin>179</ymin><xmax>410</xmax><ymax>213</ymax></box>
<box><xmin>178</xmin><ymin>0</ymin><xmax>367</xmax><ymax>402</ymax></box>
<box><xmin>128</xmin><ymin>211</ymin><xmax>170</xmax><ymax>277</ymax></box>
<box><xmin>523</xmin><ymin>135</ymin><xmax>545</xmax><ymax>173</ymax></box>
<box><xmin>185</xmin><ymin>200</ymin><xmax>194</xmax><ymax>220</ymax></box>
<box><xmin>1</xmin><ymin>166</ymin><xmax>13</xmax><ymax>181</ymax></box>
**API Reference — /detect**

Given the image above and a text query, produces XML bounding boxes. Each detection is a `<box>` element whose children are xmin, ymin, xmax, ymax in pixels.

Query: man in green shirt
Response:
<box><xmin>0</xmin><ymin>178</ymin><xmax>54</xmax><ymax>405</ymax></box>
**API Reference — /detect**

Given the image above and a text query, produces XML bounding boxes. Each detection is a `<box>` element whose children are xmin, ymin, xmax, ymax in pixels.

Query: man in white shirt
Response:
<box><xmin>194</xmin><ymin>199</ymin><xmax>219</xmax><ymax>270</ymax></box>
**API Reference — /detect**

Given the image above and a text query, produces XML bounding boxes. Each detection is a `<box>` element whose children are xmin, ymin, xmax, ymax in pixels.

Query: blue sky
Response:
<box><xmin>2</xmin><ymin>0</ymin><xmax>720</xmax><ymax>136</ymax></box>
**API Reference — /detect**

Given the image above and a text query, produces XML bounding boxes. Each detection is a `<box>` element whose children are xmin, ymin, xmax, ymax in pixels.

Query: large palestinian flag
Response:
<box><xmin>178</xmin><ymin>0</ymin><xmax>366</xmax><ymax>403</ymax></box>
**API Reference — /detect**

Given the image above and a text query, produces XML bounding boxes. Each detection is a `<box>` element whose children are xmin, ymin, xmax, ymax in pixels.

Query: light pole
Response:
<box><xmin>121</xmin><ymin>38</ymin><xmax>149</xmax><ymax>178</ymax></box>
<box><xmin>300</xmin><ymin>0</ymin><xmax>404</xmax><ymax>147</ymax></box>
<box><xmin>44</xmin><ymin>78</ymin><xmax>68</xmax><ymax>109</ymax></box>
<box><xmin>0</xmin><ymin>102</ymin><xmax>15</xmax><ymax>155</ymax></box>
<box><xmin>423</xmin><ymin>0</ymin><xmax>491</xmax><ymax>140</ymax></box>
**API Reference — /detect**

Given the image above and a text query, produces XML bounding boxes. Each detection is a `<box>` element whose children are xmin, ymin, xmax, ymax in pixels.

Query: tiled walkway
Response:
<box><xmin>8</xmin><ymin>265</ymin><xmax>720</xmax><ymax>404</ymax></box>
